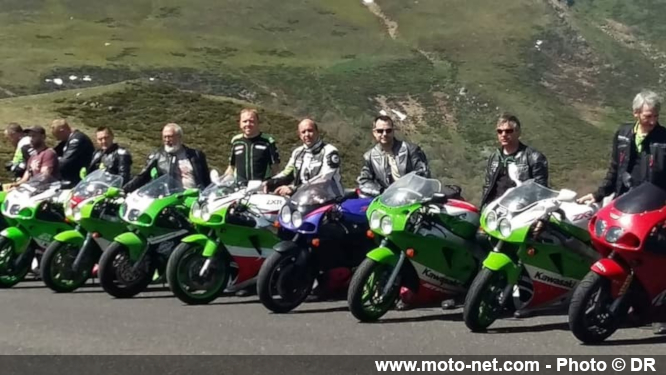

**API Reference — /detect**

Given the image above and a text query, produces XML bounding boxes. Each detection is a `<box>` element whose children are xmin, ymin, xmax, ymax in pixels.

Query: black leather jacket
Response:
<box><xmin>357</xmin><ymin>140</ymin><xmax>430</xmax><ymax>196</ymax></box>
<box><xmin>54</xmin><ymin>130</ymin><xmax>95</xmax><ymax>187</ymax></box>
<box><xmin>89</xmin><ymin>144</ymin><xmax>133</xmax><ymax>183</ymax></box>
<box><xmin>481</xmin><ymin>142</ymin><xmax>549</xmax><ymax>207</ymax></box>
<box><xmin>123</xmin><ymin>145</ymin><xmax>211</xmax><ymax>192</ymax></box>
<box><xmin>593</xmin><ymin>122</ymin><xmax>666</xmax><ymax>201</ymax></box>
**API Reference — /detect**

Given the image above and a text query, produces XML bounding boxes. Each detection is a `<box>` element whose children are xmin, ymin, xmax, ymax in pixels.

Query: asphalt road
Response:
<box><xmin>1</xmin><ymin>279</ymin><xmax>665</xmax><ymax>355</ymax></box>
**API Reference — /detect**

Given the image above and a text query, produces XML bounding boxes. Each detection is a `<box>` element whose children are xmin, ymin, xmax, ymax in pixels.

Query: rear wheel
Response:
<box><xmin>98</xmin><ymin>242</ymin><xmax>155</xmax><ymax>298</ymax></box>
<box><xmin>257</xmin><ymin>251</ymin><xmax>314</xmax><ymax>313</ymax></box>
<box><xmin>568</xmin><ymin>272</ymin><xmax>625</xmax><ymax>344</ymax></box>
<box><xmin>463</xmin><ymin>268</ymin><xmax>510</xmax><ymax>332</ymax></box>
<box><xmin>166</xmin><ymin>243</ymin><xmax>231</xmax><ymax>305</ymax></box>
<box><xmin>41</xmin><ymin>241</ymin><xmax>94</xmax><ymax>293</ymax></box>
<box><xmin>0</xmin><ymin>236</ymin><xmax>32</xmax><ymax>288</ymax></box>
<box><xmin>347</xmin><ymin>258</ymin><xmax>401</xmax><ymax>322</ymax></box>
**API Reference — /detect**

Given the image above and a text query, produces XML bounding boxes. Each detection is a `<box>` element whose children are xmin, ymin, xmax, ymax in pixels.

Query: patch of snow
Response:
<box><xmin>363</xmin><ymin>0</ymin><xmax>374</xmax><ymax>4</ymax></box>
<box><xmin>53</xmin><ymin>78</ymin><xmax>63</xmax><ymax>85</ymax></box>
<box><xmin>379</xmin><ymin>110</ymin><xmax>388</xmax><ymax>116</ymax></box>
<box><xmin>45</xmin><ymin>79</ymin><xmax>52</xmax><ymax>83</ymax></box>
<box><xmin>69</xmin><ymin>75</ymin><xmax>78</xmax><ymax>81</ymax></box>
<box><xmin>82</xmin><ymin>76</ymin><xmax>92</xmax><ymax>82</ymax></box>
<box><xmin>391</xmin><ymin>109</ymin><xmax>407</xmax><ymax>121</ymax></box>
<box><xmin>104</xmin><ymin>42</ymin><xmax>111</xmax><ymax>46</ymax></box>
<box><xmin>149</xmin><ymin>77</ymin><xmax>156</xmax><ymax>81</ymax></box>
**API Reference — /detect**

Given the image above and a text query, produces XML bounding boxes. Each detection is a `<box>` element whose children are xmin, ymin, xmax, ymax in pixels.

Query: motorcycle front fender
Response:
<box><xmin>366</xmin><ymin>247</ymin><xmax>399</xmax><ymax>267</ymax></box>
<box><xmin>0</xmin><ymin>226</ymin><xmax>30</xmax><ymax>254</ymax></box>
<box><xmin>113</xmin><ymin>232</ymin><xmax>147</xmax><ymax>262</ymax></box>
<box><xmin>482</xmin><ymin>252</ymin><xmax>520</xmax><ymax>284</ymax></box>
<box><xmin>591</xmin><ymin>258</ymin><xmax>628</xmax><ymax>282</ymax></box>
<box><xmin>53</xmin><ymin>230</ymin><xmax>85</xmax><ymax>246</ymax></box>
<box><xmin>182</xmin><ymin>234</ymin><xmax>218</xmax><ymax>257</ymax></box>
<box><xmin>273</xmin><ymin>240</ymin><xmax>303</xmax><ymax>255</ymax></box>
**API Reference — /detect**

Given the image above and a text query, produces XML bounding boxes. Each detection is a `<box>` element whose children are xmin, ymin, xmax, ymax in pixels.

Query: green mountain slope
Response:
<box><xmin>0</xmin><ymin>0</ymin><xmax>664</xmax><ymax>204</ymax></box>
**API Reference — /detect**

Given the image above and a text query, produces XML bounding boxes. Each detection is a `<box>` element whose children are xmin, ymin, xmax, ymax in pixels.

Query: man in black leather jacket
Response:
<box><xmin>480</xmin><ymin>113</ymin><xmax>549</xmax><ymax>208</ymax></box>
<box><xmin>124</xmin><ymin>123</ymin><xmax>211</xmax><ymax>192</ymax></box>
<box><xmin>88</xmin><ymin>127</ymin><xmax>133</xmax><ymax>183</ymax></box>
<box><xmin>51</xmin><ymin>119</ymin><xmax>95</xmax><ymax>187</ymax></box>
<box><xmin>357</xmin><ymin>115</ymin><xmax>430</xmax><ymax>196</ymax></box>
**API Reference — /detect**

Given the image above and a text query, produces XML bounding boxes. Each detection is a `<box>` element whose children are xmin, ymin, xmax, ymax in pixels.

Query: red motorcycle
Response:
<box><xmin>568</xmin><ymin>181</ymin><xmax>666</xmax><ymax>343</ymax></box>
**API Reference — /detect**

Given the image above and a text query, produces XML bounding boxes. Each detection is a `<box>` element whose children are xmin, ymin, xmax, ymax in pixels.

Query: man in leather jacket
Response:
<box><xmin>264</xmin><ymin>118</ymin><xmax>342</xmax><ymax>196</ymax></box>
<box><xmin>51</xmin><ymin>119</ymin><xmax>95</xmax><ymax>188</ymax></box>
<box><xmin>124</xmin><ymin>123</ymin><xmax>211</xmax><ymax>192</ymax></box>
<box><xmin>88</xmin><ymin>127</ymin><xmax>133</xmax><ymax>183</ymax></box>
<box><xmin>480</xmin><ymin>113</ymin><xmax>549</xmax><ymax>208</ymax></box>
<box><xmin>357</xmin><ymin>115</ymin><xmax>430</xmax><ymax>196</ymax></box>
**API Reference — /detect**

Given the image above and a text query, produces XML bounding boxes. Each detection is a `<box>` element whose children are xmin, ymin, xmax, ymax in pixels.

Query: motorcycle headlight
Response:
<box><xmin>605</xmin><ymin>227</ymin><xmax>623</xmax><ymax>243</ymax></box>
<box><xmin>380</xmin><ymin>216</ymin><xmax>393</xmax><ymax>235</ymax></box>
<box><xmin>499</xmin><ymin>219</ymin><xmax>512</xmax><ymax>237</ymax></box>
<box><xmin>65</xmin><ymin>205</ymin><xmax>73</xmax><ymax>218</ymax></box>
<box><xmin>370</xmin><ymin>211</ymin><xmax>382</xmax><ymax>230</ymax></box>
<box><xmin>191</xmin><ymin>202</ymin><xmax>202</xmax><ymax>218</ymax></box>
<box><xmin>594</xmin><ymin>219</ymin><xmax>607</xmax><ymax>237</ymax></box>
<box><xmin>486</xmin><ymin>211</ymin><xmax>498</xmax><ymax>231</ymax></box>
<box><xmin>292</xmin><ymin>210</ymin><xmax>303</xmax><ymax>228</ymax></box>
<box><xmin>201</xmin><ymin>205</ymin><xmax>211</xmax><ymax>221</ymax></box>
<box><xmin>280</xmin><ymin>205</ymin><xmax>292</xmax><ymax>224</ymax></box>
<box><xmin>73</xmin><ymin>207</ymin><xmax>82</xmax><ymax>221</ymax></box>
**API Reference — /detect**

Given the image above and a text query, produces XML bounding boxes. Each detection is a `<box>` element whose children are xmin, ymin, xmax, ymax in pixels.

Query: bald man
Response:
<box><xmin>265</xmin><ymin>118</ymin><xmax>342</xmax><ymax>196</ymax></box>
<box><xmin>123</xmin><ymin>123</ymin><xmax>210</xmax><ymax>192</ymax></box>
<box><xmin>51</xmin><ymin>119</ymin><xmax>94</xmax><ymax>187</ymax></box>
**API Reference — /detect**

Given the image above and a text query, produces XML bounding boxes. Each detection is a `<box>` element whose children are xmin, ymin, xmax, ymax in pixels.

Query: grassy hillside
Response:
<box><xmin>0</xmin><ymin>0</ymin><xmax>665</xmax><ymax>205</ymax></box>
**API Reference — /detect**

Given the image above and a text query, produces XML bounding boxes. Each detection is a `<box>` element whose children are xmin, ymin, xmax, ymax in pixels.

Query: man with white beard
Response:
<box><xmin>123</xmin><ymin>123</ymin><xmax>211</xmax><ymax>192</ymax></box>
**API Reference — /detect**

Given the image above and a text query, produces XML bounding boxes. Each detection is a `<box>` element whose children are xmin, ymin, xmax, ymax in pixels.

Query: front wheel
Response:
<box><xmin>257</xmin><ymin>250</ymin><xmax>314</xmax><ymax>313</ymax></box>
<box><xmin>347</xmin><ymin>258</ymin><xmax>401</xmax><ymax>322</ymax></box>
<box><xmin>166</xmin><ymin>243</ymin><xmax>231</xmax><ymax>305</ymax></box>
<box><xmin>98</xmin><ymin>242</ymin><xmax>155</xmax><ymax>298</ymax></box>
<box><xmin>463</xmin><ymin>268</ymin><xmax>510</xmax><ymax>332</ymax></box>
<box><xmin>568</xmin><ymin>272</ymin><xmax>625</xmax><ymax>344</ymax></box>
<box><xmin>0</xmin><ymin>236</ymin><xmax>33</xmax><ymax>288</ymax></box>
<box><xmin>41</xmin><ymin>241</ymin><xmax>93</xmax><ymax>293</ymax></box>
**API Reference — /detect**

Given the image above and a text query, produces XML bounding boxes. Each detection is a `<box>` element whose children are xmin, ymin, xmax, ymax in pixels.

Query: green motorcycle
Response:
<box><xmin>166</xmin><ymin>175</ymin><xmax>287</xmax><ymax>305</ymax></box>
<box><xmin>463</xmin><ymin>180</ymin><xmax>601</xmax><ymax>332</ymax></box>
<box><xmin>0</xmin><ymin>175</ymin><xmax>72</xmax><ymax>288</ymax></box>
<box><xmin>98</xmin><ymin>174</ymin><xmax>198</xmax><ymax>298</ymax></box>
<box><xmin>347</xmin><ymin>172</ymin><xmax>485</xmax><ymax>322</ymax></box>
<box><xmin>40</xmin><ymin>170</ymin><xmax>127</xmax><ymax>293</ymax></box>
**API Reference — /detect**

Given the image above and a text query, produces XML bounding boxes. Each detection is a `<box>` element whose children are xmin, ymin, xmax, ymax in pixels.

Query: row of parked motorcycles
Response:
<box><xmin>1</xmin><ymin>165</ymin><xmax>665</xmax><ymax>344</ymax></box>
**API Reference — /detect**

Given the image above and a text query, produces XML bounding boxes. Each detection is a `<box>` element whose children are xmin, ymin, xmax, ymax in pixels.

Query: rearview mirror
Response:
<box><xmin>557</xmin><ymin>189</ymin><xmax>577</xmax><ymax>202</ymax></box>
<box><xmin>106</xmin><ymin>187</ymin><xmax>120</xmax><ymax>198</ymax></box>
<box><xmin>210</xmin><ymin>169</ymin><xmax>220</xmax><ymax>184</ymax></box>
<box><xmin>150</xmin><ymin>168</ymin><xmax>158</xmax><ymax>179</ymax></box>
<box><xmin>246</xmin><ymin>180</ymin><xmax>262</xmax><ymax>192</ymax></box>
<box><xmin>79</xmin><ymin>167</ymin><xmax>87</xmax><ymax>180</ymax></box>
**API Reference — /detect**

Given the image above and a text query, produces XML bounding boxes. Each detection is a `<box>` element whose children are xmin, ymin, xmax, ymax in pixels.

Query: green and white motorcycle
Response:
<box><xmin>98</xmin><ymin>174</ymin><xmax>199</xmax><ymax>298</ymax></box>
<box><xmin>347</xmin><ymin>172</ymin><xmax>486</xmax><ymax>322</ymax></box>
<box><xmin>463</xmin><ymin>180</ymin><xmax>601</xmax><ymax>332</ymax></box>
<box><xmin>40</xmin><ymin>170</ymin><xmax>127</xmax><ymax>293</ymax></box>
<box><xmin>0</xmin><ymin>174</ymin><xmax>72</xmax><ymax>288</ymax></box>
<box><xmin>166</xmin><ymin>174</ymin><xmax>287</xmax><ymax>305</ymax></box>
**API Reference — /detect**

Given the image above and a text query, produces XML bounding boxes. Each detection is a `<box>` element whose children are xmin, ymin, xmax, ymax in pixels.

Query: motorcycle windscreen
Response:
<box><xmin>135</xmin><ymin>174</ymin><xmax>184</xmax><ymax>198</ymax></box>
<box><xmin>379</xmin><ymin>172</ymin><xmax>441</xmax><ymax>207</ymax></box>
<box><xmin>497</xmin><ymin>180</ymin><xmax>558</xmax><ymax>213</ymax></box>
<box><xmin>71</xmin><ymin>170</ymin><xmax>123</xmax><ymax>201</ymax></box>
<box><xmin>290</xmin><ymin>175</ymin><xmax>342</xmax><ymax>208</ymax></box>
<box><xmin>199</xmin><ymin>176</ymin><xmax>237</xmax><ymax>203</ymax></box>
<box><xmin>15</xmin><ymin>173</ymin><xmax>61</xmax><ymax>197</ymax></box>
<box><xmin>613</xmin><ymin>182</ymin><xmax>666</xmax><ymax>214</ymax></box>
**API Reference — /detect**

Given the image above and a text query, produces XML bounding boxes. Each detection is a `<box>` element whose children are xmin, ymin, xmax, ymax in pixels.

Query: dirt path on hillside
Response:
<box><xmin>364</xmin><ymin>1</ymin><xmax>398</xmax><ymax>40</ymax></box>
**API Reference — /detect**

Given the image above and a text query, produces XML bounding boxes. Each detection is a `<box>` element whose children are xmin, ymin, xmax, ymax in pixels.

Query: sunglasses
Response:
<box><xmin>496</xmin><ymin>128</ymin><xmax>515</xmax><ymax>135</ymax></box>
<box><xmin>374</xmin><ymin>128</ymin><xmax>393</xmax><ymax>135</ymax></box>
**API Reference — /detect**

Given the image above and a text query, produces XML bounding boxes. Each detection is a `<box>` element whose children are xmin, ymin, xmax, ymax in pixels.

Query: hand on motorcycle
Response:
<box><xmin>274</xmin><ymin>185</ymin><xmax>294</xmax><ymax>196</ymax></box>
<box><xmin>577</xmin><ymin>193</ymin><xmax>596</xmax><ymax>205</ymax></box>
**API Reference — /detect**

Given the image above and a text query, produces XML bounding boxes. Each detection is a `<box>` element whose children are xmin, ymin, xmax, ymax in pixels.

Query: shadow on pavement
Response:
<box><xmin>378</xmin><ymin>312</ymin><xmax>463</xmax><ymax>324</ymax></box>
<box><xmin>487</xmin><ymin>322</ymin><xmax>570</xmax><ymax>334</ymax></box>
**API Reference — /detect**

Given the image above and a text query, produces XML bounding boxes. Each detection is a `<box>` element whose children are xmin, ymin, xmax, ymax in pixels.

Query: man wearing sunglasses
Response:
<box><xmin>480</xmin><ymin>113</ymin><xmax>549</xmax><ymax>208</ymax></box>
<box><xmin>357</xmin><ymin>115</ymin><xmax>430</xmax><ymax>197</ymax></box>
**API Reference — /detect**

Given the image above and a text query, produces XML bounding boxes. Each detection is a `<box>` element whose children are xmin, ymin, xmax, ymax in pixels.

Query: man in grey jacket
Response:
<box><xmin>357</xmin><ymin>115</ymin><xmax>430</xmax><ymax>196</ymax></box>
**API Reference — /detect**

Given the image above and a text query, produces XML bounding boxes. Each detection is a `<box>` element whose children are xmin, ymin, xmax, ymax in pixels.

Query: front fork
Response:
<box><xmin>199</xmin><ymin>230</ymin><xmax>220</xmax><ymax>278</ymax></box>
<box><xmin>72</xmin><ymin>231</ymin><xmax>97</xmax><ymax>273</ymax></box>
<box><xmin>492</xmin><ymin>240</ymin><xmax>516</xmax><ymax>308</ymax></box>
<box><xmin>380</xmin><ymin>238</ymin><xmax>405</xmax><ymax>299</ymax></box>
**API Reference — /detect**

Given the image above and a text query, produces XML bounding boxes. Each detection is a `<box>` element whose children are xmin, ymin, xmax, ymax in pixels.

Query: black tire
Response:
<box><xmin>0</xmin><ymin>236</ymin><xmax>32</xmax><ymax>288</ymax></box>
<box><xmin>257</xmin><ymin>251</ymin><xmax>314</xmax><ymax>313</ymax></box>
<box><xmin>166</xmin><ymin>242</ymin><xmax>231</xmax><ymax>305</ymax></box>
<box><xmin>98</xmin><ymin>241</ymin><xmax>155</xmax><ymax>298</ymax></box>
<box><xmin>463</xmin><ymin>268</ymin><xmax>509</xmax><ymax>332</ymax></box>
<box><xmin>347</xmin><ymin>258</ymin><xmax>400</xmax><ymax>322</ymax></box>
<box><xmin>40</xmin><ymin>240</ymin><xmax>93</xmax><ymax>293</ymax></box>
<box><xmin>568</xmin><ymin>272</ymin><xmax>624</xmax><ymax>344</ymax></box>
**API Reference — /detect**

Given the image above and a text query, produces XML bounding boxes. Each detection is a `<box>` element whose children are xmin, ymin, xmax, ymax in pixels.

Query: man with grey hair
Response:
<box><xmin>579</xmin><ymin>90</ymin><xmax>666</xmax><ymax>205</ymax></box>
<box><xmin>123</xmin><ymin>123</ymin><xmax>211</xmax><ymax>192</ymax></box>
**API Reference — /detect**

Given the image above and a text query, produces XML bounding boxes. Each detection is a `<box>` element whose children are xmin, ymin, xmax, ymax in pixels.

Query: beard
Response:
<box><xmin>165</xmin><ymin>143</ymin><xmax>182</xmax><ymax>154</ymax></box>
